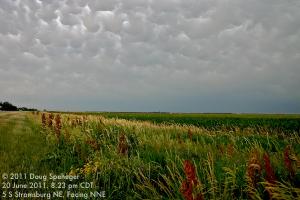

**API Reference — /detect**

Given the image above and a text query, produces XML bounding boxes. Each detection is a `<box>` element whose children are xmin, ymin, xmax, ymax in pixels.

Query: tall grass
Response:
<box><xmin>37</xmin><ymin>112</ymin><xmax>300</xmax><ymax>199</ymax></box>
<box><xmin>2</xmin><ymin>112</ymin><xmax>299</xmax><ymax>199</ymax></box>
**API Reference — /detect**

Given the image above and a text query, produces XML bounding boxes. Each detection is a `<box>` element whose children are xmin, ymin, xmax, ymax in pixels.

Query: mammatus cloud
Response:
<box><xmin>0</xmin><ymin>0</ymin><xmax>299</xmax><ymax>112</ymax></box>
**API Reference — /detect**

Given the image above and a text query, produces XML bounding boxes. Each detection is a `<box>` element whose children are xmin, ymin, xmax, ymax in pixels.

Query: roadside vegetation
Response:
<box><xmin>1</xmin><ymin>111</ymin><xmax>300</xmax><ymax>199</ymax></box>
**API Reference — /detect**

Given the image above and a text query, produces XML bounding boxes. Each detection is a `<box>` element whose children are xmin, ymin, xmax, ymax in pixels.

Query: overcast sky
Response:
<box><xmin>0</xmin><ymin>0</ymin><xmax>300</xmax><ymax>113</ymax></box>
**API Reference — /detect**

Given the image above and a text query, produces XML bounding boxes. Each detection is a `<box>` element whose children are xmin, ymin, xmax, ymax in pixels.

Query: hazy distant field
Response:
<box><xmin>1</xmin><ymin>112</ymin><xmax>300</xmax><ymax>199</ymax></box>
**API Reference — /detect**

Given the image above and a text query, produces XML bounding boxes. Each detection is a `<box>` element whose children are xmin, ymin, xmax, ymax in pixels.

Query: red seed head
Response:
<box><xmin>48</xmin><ymin>113</ymin><xmax>54</xmax><ymax>128</ymax></box>
<box><xmin>180</xmin><ymin>160</ymin><xmax>203</xmax><ymax>200</ymax></box>
<box><xmin>54</xmin><ymin>114</ymin><xmax>62</xmax><ymax>139</ymax></box>
<box><xmin>194</xmin><ymin>193</ymin><xmax>204</xmax><ymax>200</ymax></box>
<box><xmin>184</xmin><ymin>160</ymin><xmax>198</xmax><ymax>185</ymax></box>
<box><xmin>180</xmin><ymin>180</ymin><xmax>193</xmax><ymax>200</ymax></box>
<box><xmin>117</xmin><ymin>132</ymin><xmax>128</xmax><ymax>156</ymax></box>
<box><xmin>263</xmin><ymin>153</ymin><xmax>276</xmax><ymax>184</ymax></box>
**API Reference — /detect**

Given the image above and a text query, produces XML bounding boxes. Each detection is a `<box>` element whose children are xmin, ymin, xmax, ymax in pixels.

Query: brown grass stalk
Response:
<box><xmin>41</xmin><ymin>113</ymin><xmax>46</xmax><ymax>128</ymax></box>
<box><xmin>117</xmin><ymin>132</ymin><xmax>128</xmax><ymax>156</ymax></box>
<box><xmin>48</xmin><ymin>113</ymin><xmax>54</xmax><ymax>128</ymax></box>
<box><xmin>284</xmin><ymin>145</ymin><xmax>295</xmax><ymax>179</ymax></box>
<box><xmin>247</xmin><ymin>152</ymin><xmax>262</xmax><ymax>188</ymax></box>
<box><xmin>54</xmin><ymin>114</ymin><xmax>62</xmax><ymax>139</ymax></box>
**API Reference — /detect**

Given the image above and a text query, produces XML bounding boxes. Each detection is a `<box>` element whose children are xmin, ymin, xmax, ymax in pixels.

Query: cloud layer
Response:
<box><xmin>1</xmin><ymin>0</ymin><xmax>300</xmax><ymax>112</ymax></box>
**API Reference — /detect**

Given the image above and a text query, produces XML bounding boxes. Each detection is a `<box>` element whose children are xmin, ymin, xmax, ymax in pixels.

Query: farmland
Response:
<box><xmin>63</xmin><ymin>112</ymin><xmax>300</xmax><ymax>133</ymax></box>
<box><xmin>1</xmin><ymin>112</ymin><xmax>300</xmax><ymax>199</ymax></box>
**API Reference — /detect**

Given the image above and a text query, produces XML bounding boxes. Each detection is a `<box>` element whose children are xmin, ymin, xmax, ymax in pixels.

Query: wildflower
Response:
<box><xmin>82</xmin><ymin>162</ymin><xmax>93</xmax><ymax>175</ymax></box>
<box><xmin>94</xmin><ymin>161</ymin><xmax>101</xmax><ymax>169</ymax></box>
<box><xmin>69</xmin><ymin>169</ymin><xmax>77</xmax><ymax>176</ymax></box>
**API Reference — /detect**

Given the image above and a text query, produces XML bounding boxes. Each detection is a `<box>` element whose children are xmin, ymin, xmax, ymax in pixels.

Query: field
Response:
<box><xmin>1</xmin><ymin>112</ymin><xmax>300</xmax><ymax>199</ymax></box>
<box><xmin>71</xmin><ymin>112</ymin><xmax>300</xmax><ymax>133</ymax></box>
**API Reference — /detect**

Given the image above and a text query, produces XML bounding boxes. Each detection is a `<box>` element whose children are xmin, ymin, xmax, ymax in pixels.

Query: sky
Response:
<box><xmin>0</xmin><ymin>0</ymin><xmax>300</xmax><ymax>113</ymax></box>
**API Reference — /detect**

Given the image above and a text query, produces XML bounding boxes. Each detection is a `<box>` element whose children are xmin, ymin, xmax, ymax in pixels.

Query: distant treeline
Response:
<box><xmin>0</xmin><ymin>101</ymin><xmax>38</xmax><ymax>111</ymax></box>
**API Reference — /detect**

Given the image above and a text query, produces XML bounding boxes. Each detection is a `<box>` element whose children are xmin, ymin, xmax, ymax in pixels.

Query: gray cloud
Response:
<box><xmin>0</xmin><ymin>0</ymin><xmax>299</xmax><ymax>113</ymax></box>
